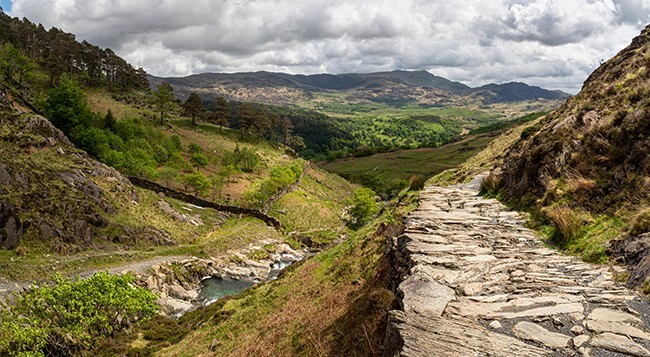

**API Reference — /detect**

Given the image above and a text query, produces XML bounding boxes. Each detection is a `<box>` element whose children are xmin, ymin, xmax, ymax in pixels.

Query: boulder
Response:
<box><xmin>0</xmin><ymin>201</ymin><xmax>22</xmax><ymax>250</ymax></box>
<box><xmin>168</xmin><ymin>283</ymin><xmax>198</xmax><ymax>301</ymax></box>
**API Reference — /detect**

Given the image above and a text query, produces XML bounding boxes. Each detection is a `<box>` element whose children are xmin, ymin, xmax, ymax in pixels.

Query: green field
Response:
<box><xmin>319</xmin><ymin>133</ymin><xmax>497</xmax><ymax>183</ymax></box>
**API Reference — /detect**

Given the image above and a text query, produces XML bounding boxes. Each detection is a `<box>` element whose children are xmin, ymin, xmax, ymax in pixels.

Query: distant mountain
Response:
<box><xmin>150</xmin><ymin>70</ymin><xmax>568</xmax><ymax>106</ymax></box>
<box><xmin>471</xmin><ymin>82</ymin><xmax>569</xmax><ymax>104</ymax></box>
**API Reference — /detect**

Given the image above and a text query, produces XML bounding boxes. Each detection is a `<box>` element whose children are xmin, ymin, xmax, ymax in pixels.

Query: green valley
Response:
<box><xmin>0</xmin><ymin>5</ymin><xmax>649</xmax><ymax>357</ymax></box>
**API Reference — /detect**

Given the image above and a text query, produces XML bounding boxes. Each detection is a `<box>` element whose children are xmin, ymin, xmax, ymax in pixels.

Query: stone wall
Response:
<box><xmin>127</xmin><ymin>176</ymin><xmax>282</xmax><ymax>229</ymax></box>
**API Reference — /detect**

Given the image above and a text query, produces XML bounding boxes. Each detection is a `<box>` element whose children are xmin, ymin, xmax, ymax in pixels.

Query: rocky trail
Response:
<box><xmin>386</xmin><ymin>180</ymin><xmax>650</xmax><ymax>356</ymax></box>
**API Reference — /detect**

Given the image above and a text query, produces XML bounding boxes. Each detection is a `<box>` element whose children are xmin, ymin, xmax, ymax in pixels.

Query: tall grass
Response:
<box><xmin>479</xmin><ymin>174</ymin><xmax>502</xmax><ymax>197</ymax></box>
<box><xmin>544</xmin><ymin>205</ymin><xmax>582</xmax><ymax>243</ymax></box>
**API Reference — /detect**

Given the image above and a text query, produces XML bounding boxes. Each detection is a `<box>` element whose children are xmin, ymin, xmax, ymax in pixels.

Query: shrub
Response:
<box><xmin>0</xmin><ymin>272</ymin><xmax>158</xmax><ymax>356</ymax></box>
<box><xmin>182</xmin><ymin>171</ymin><xmax>211</xmax><ymax>196</ymax></box>
<box><xmin>238</xmin><ymin>147</ymin><xmax>260</xmax><ymax>172</ymax></box>
<box><xmin>347</xmin><ymin>188</ymin><xmax>379</xmax><ymax>229</ymax></box>
<box><xmin>520</xmin><ymin>125</ymin><xmax>539</xmax><ymax>140</ymax></box>
<box><xmin>190</xmin><ymin>153</ymin><xmax>209</xmax><ymax>168</ymax></box>
<box><xmin>188</xmin><ymin>142</ymin><xmax>202</xmax><ymax>154</ymax></box>
<box><xmin>479</xmin><ymin>174</ymin><xmax>502</xmax><ymax>197</ymax></box>
<box><xmin>251</xmin><ymin>162</ymin><xmax>303</xmax><ymax>206</ymax></box>
<box><xmin>158</xmin><ymin>167</ymin><xmax>179</xmax><ymax>186</ymax></box>
<box><xmin>170</xmin><ymin>134</ymin><xmax>183</xmax><ymax>152</ymax></box>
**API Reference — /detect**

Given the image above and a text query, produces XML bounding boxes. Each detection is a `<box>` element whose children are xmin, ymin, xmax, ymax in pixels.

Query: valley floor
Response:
<box><xmin>387</xmin><ymin>180</ymin><xmax>650</xmax><ymax>356</ymax></box>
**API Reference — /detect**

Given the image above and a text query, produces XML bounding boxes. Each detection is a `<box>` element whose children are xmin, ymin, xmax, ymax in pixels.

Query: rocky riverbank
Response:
<box><xmin>385</xmin><ymin>180</ymin><xmax>650</xmax><ymax>356</ymax></box>
<box><xmin>136</xmin><ymin>240</ymin><xmax>307</xmax><ymax>315</ymax></box>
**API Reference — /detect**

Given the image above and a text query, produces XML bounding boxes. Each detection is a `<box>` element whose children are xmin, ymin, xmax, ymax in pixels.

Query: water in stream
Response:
<box><xmin>197</xmin><ymin>277</ymin><xmax>255</xmax><ymax>306</ymax></box>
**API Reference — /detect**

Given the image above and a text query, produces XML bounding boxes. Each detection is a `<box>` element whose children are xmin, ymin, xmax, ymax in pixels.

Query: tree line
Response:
<box><xmin>0</xmin><ymin>12</ymin><xmax>148</xmax><ymax>90</ymax></box>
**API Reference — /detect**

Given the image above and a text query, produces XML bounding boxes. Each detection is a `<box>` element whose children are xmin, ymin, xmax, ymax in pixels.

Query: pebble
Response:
<box><xmin>488</xmin><ymin>320</ymin><xmax>502</xmax><ymax>329</ymax></box>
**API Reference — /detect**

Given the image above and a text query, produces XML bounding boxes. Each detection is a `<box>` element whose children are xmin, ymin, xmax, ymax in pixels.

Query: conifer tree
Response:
<box><xmin>183</xmin><ymin>92</ymin><xmax>204</xmax><ymax>126</ymax></box>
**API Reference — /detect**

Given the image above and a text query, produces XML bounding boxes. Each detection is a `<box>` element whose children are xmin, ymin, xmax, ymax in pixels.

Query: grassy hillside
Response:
<box><xmin>98</xmin><ymin>190</ymin><xmax>418</xmax><ymax>356</ymax></box>
<box><xmin>320</xmin><ymin>134</ymin><xmax>495</xmax><ymax>183</ymax></box>
<box><xmin>319</xmin><ymin>112</ymin><xmax>546</xmax><ymax>197</ymax></box>
<box><xmin>0</xmin><ymin>83</ymin><xmax>354</xmax><ymax>284</ymax></box>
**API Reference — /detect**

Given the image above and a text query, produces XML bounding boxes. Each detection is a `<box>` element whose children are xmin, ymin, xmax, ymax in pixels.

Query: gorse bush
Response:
<box><xmin>0</xmin><ymin>272</ymin><xmax>158</xmax><ymax>356</ymax></box>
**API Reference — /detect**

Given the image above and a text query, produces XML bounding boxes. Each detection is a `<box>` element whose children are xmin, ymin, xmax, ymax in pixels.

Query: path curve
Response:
<box><xmin>386</xmin><ymin>181</ymin><xmax>650</xmax><ymax>356</ymax></box>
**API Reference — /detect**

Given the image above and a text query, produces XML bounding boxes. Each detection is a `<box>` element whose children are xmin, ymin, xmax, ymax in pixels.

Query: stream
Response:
<box><xmin>196</xmin><ymin>253</ymin><xmax>304</xmax><ymax>306</ymax></box>
<box><xmin>197</xmin><ymin>277</ymin><xmax>255</xmax><ymax>305</ymax></box>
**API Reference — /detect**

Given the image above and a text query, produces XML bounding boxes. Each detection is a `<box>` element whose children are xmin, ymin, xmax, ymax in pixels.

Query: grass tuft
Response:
<box><xmin>479</xmin><ymin>174</ymin><xmax>502</xmax><ymax>197</ymax></box>
<box><xmin>629</xmin><ymin>207</ymin><xmax>650</xmax><ymax>236</ymax></box>
<box><xmin>544</xmin><ymin>205</ymin><xmax>583</xmax><ymax>243</ymax></box>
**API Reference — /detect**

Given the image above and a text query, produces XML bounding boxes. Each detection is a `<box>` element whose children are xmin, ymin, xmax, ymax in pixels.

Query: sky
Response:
<box><xmin>5</xmin><ymin>0</ymin><xmax>650</xmax><ymax>93</ymax></box>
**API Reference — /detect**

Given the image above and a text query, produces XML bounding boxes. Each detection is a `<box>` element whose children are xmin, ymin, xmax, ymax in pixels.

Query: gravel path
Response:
<box><xmin>387</xmin><ymin>182</ymin><xmax>650</xmax><ymax>356</ymax></box>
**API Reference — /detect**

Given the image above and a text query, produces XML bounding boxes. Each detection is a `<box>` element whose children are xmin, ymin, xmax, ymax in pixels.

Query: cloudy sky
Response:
<box><xmin>5</xmin><ymin>0</ymin><xmax>650</xmax><ymax>93</ymax></box>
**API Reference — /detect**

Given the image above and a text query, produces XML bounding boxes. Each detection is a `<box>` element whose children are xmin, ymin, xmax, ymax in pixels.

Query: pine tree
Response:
<box><xmin>183</xmin><ymin>92</ymin><xmax>204</xmax><ymax>126</ymax></box>
<box><xmin>210</xmin><ymin>96</ymin><xmax>230</xmax><ymax>131</ymax></box>
<box><xmin>152</xmin><ymin>83</ymin><xmax>175</xmax><ymax>125</ymax></box>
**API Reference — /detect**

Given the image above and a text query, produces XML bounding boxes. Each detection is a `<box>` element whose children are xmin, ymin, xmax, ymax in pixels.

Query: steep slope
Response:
<box><xmin>499</xmin><ymin>25</ymin><xmax>650</xmax><ymax>284</ymax></box>
<box><xmin>0</xmin><ymin>89</ymin><xmax>173</xmax><ymax>256</ymax></box>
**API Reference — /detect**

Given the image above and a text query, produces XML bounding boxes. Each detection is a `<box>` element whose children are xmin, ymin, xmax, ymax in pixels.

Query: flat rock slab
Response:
<box><xmin>590</xmin><ymin>332</ymin><xmax>650</xmax><ymax>356</ymax></box>
<box><xmin>387</xmin><ymin>182</ymin><xmax>650</xmax><ymax>356</ymax></box>
<box><xmin>389</xmin><ymin>310</ymin><xmax>547</xmax><ymax>357</ymax></box>
<box><xmin>399</xmin><ymin>274</ymin><xmax>455</xmax><ymax>316</ymax></box>
<box><xmin>512</xmin><ymin>321</ymin><xmax>571</xmax><ymax>348</ymax></box>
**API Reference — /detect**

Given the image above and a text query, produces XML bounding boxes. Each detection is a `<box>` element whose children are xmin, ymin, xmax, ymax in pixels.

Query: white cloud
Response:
<box><xmin>10</xmin><ymin>0</ymin><xmax>650</xmax><ymax>93</ymax></box>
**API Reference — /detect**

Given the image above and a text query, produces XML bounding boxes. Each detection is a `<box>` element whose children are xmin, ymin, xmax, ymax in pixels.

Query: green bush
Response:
<box><xmin>0</xmin><ymin>272</ymin><xmax>158</xmax><ymax>356</ymax></box>
<box><xmin>347</xmin><ymin>188</ymin><xmax>379</xmax><ymax>229</ymax></box>
<box><xmin>170</xmin><ymin>134</ymin><xmax>183</xmax><ymax>152</ymax></box>
<box><xmin>223</xmin><ymin>146</ymin><xmax>260</xmax><ymax>173</ymax></box>
<box><xmin>250</xmin><ymin>162</ymin><xmax>303</xmax><ymax>206</ymax></box>
<box><xmin>520</xmin><ymin>125</ymin><xmax>539</xmax><ymax>139</ymax></box>
<box><xmin>182</xmin><ymin>171</ymin><xmax>211</xmax><ymax>196</ymax></box>
<box><xmin>190</xmin><ymin>153</ymin><xmax>209</xmax><ymax>168</ymax></box>
<box><xmin>188</xmin><ymin>142</ymin><xmax>202</xmax><ymax>154</ymax></box>
<box><xmin>44</xmin><ymin>74</ymin><xmax>93</xmax><ymax>135</ymax></box>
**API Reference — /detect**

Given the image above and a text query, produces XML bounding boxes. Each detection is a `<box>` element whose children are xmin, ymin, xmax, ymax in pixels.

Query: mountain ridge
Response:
<box><xmin>150</xmin><ymin>69</ymin><xmax>569</xmax><ymax>105</ymax></box>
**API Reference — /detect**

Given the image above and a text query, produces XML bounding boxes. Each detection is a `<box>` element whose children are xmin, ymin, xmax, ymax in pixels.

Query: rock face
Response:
<box><xmin>0</xmin><ymin>108</ymin><xmax>176</xmax><ymax>253</ymax></box>
<box><xmin>386</xmin><ymin>182</ymin><xmax>650</xmax><ymax>356</ymax></box>
<box><xmin>0</xmin><ymin>201</ymin><xmax>22</xmax><ymax>249</ymax></box>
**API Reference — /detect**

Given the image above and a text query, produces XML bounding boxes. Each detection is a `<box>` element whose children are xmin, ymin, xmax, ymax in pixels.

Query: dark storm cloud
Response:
<box><xmin>9</xmin><ymin>0</ymin><xmax>650</xmax><ymax>93</ymax></box>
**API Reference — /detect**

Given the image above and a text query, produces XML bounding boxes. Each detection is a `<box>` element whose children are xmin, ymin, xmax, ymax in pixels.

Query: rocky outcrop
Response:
<box><xmin>0</xmin><ymin>201</ymin><xmax>22</xmax><ymax>249</ymax></box>
<box><xmin>611</xmin><ymin>233</ymin><xmax>650</xmax><ymax>289</ymax></box>
<box><xmin>0</xmin><ymin>107</ymin><xmax>177</xmax><ymax>253</ymax></box>
<box><xmin>386</xmin><ymin>182</ymin><xmax>650</xmax><ymax>356</ymax></box>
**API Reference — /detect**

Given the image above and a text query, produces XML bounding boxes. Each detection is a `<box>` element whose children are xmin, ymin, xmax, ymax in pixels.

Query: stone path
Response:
<box><xmin>387</xmin><ymin>182</ymin><xmax>650</xmax><ymax>356</ymax></box>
